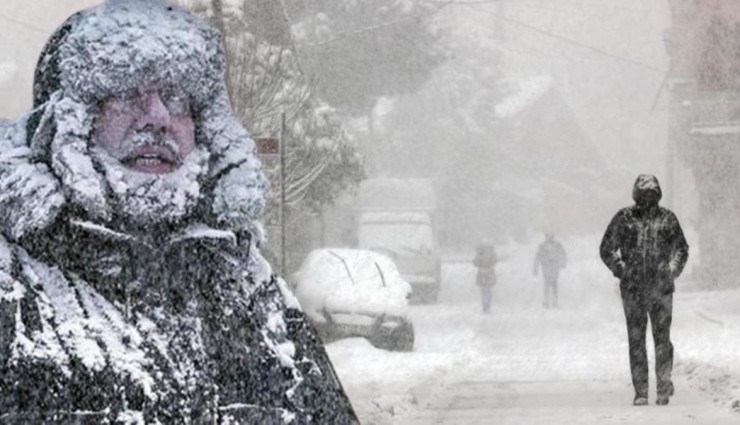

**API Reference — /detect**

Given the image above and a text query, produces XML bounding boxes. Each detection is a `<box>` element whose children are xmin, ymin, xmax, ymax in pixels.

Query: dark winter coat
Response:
<box><xmin>534</xmin><ymin>239</ymin><xmax>566</xmax><ymax>280</ymax></box>
<box><xmin>473</xmin><ymin>244</ymin><xmax>497</xmax><ymax>287</ymax></box>
<box><xmin>0</xmin><ymin>1</ymin><xmax>357</xmax><ymax>423</ymax></box>
<box><xmin>1</xmin><ymin>219</ymin><xmax>356</xmax><ymax>423</ymax></box>
<box><xmin>599</xmin><ymin>175</ymin><xmax>689</xmax><ymax>296</ymax></box>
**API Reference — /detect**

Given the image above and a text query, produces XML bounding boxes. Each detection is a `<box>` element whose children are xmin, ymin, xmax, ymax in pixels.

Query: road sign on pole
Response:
<box><xmin>279</xmin><ymin>113</ymin><xmax>287</xmax><ymax>277</ymax></box>
<box><xmin>255</xmin><ymin>133</ymin><xmax>286</xmax><ymax>276</ymax></box>
<box><xmin>255</xmin><ymin>137</ymin><xmax>280</xmax><ymax>160</ymax></box>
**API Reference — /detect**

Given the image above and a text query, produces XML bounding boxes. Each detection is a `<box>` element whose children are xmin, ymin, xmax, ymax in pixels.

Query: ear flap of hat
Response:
<box><xmin>33</xmin><ymin>11</ymin><xmax>87</xmax><ymax>109</ymax></box>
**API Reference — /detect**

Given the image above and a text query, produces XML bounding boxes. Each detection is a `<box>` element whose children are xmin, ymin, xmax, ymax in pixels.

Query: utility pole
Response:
<box><xmin>210</xmin><ymin>0</ymin><xmax>233</xmax><ymax>103</ymax></box>
<box><xmin>280</xmin><ymin>111</ymin><xmax>287</xmax><ymax>277</ymax></box>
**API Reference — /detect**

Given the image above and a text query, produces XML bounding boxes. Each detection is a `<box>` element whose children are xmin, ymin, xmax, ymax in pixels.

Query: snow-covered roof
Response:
<box><xmin>495</xmin><ymin>76</ymin><xmax>553</xmax><ymax>119</ymax></box>
<box><xmin>293</xmin><ymin>249</ymin><xmax>411</xmax><ymax>322</ymax></box>
<box><xmin>356</xmin><ymin>178</ymin><xmax>436</xmax><ymax>211</ymax></box>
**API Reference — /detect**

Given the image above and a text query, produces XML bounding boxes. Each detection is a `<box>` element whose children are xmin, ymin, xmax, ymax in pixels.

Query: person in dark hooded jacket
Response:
<box><xmin>0</xmin><ymin>1</ymin><xmax>357</xmax><ymax>423</ymax></box>
<box><xmin>600</xmin><ymin>174</ymin><xmax>689</xmax><ymax>407</ymax></box>
<box><xmin>533</xmin><ymin>233</ymin><xmax>566</xmax><ymax>308</ymax></box>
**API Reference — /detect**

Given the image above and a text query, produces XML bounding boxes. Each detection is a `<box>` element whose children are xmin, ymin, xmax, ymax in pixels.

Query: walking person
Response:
<box><xmin>473</xmin><ymin>242</ymin><xmax>498</xmax><ymax>313</ymax></box>
<box><xmin>533</xmin><ymin>233</ymin><xmax>567</xmax><ymax>308</ymax></box>
<box><xmin>600</xmin><ymin>174</ymin><xmax>689</xmax><ymax>407</ymax></box>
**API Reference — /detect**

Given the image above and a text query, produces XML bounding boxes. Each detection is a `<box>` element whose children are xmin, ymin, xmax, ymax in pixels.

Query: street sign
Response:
<box><xmin>255</xmin><ymin>137</ymin><xmax>279</xmax><ymax>158</ymax></box>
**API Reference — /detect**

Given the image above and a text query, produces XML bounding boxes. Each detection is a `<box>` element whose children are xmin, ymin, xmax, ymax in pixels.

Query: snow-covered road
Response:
<box><xmin>326</xmin><ymin>235</ymin><xmax>740</xmax><ymax>424</ymax></box>
<box><xmin>399</xmin><ymin>378</ymin><xmax>737</xmax><ymax>424</ymax></box>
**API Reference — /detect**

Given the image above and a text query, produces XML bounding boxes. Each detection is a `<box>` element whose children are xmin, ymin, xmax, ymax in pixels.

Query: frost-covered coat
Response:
<box><xmin>0</xmin><ymin>1</ymin><xmax>356</xmax><ymax>423</ymax></box>
<box><xmin>599</xmin><ymin>175</ymin><xmax>689</xmax><ymax>296</ymax></box>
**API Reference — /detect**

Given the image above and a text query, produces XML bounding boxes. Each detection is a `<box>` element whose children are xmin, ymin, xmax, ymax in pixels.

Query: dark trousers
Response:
<box><xmin>621</xmin><ymin>289</ymin><xmax>674</xmax><ymax>397</ymax></box>
<box><xmin>543</xmin><ymin>274</ymin><xmax>558</xmax><ymax>307</ymax></box>
<box><xmin>479</xmin><ymin>285</ymin><xmax>492</xmax><ymax>312</ymax></box>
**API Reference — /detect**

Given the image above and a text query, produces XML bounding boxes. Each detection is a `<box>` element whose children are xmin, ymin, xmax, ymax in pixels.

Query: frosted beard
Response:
<box><xmin>91</xmin><ymin>137</ymin><xmax>210</xmax><ymax>227</ymax></box>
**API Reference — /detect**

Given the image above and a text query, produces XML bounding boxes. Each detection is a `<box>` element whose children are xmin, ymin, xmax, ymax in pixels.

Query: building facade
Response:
<box><xmin>666</xmin><ymin>0</ymin><xmax>740</xmax><ymax>288</ymax></box>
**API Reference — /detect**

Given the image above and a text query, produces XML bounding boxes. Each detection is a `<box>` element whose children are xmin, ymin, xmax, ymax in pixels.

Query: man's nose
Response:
<box><xmin>135</xmin><ymin>91</ymin><xmax>171</xmax><ymax>131</ymax></box>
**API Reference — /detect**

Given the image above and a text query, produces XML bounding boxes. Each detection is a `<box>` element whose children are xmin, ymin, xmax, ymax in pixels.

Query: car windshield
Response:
<box><xmin>358</xmin><ymin>212</ymin><xmax>434</xmax><ymax>254</ymax></box>
<box><xmin>327</xmin><ymin>250</ymin><xmax>387</xmax><ymax>287</ymax></box>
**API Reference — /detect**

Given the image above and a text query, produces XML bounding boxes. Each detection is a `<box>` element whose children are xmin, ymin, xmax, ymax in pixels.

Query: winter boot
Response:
<box><xmin>656</xmin><ymin>381</ymin><xmax>674</xmax><ymax>406</ymax></box>
<box><xmin>633</xmin><ymin>395</ymin><xmax>648</xmax><ymax>406</ymax></box>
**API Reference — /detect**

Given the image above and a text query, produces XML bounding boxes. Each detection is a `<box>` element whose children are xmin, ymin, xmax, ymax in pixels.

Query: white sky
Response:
<box><xmin>0</xmin><ymin>1</ymin><xmax>100</xmax><ymax>119</ymax></box>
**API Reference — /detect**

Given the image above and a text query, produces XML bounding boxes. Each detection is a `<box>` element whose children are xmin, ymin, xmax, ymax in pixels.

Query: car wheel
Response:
<box><xmin>391</xmin><ymin>321</ymin><xmax>414</xmax><ymax>352</ymax></box>
<box><xmin>369</xmin><ymin>320</ymin><xmax>414</xmax><ymax>352</ymax></box>
<box><xmin>418</xmin><ymin>287</ymin><xmax>438</xmax><ymax>304</ymax></box>
<box><xmin>426</xmin><ymin>288</ymin><xmax>439</xmax><ymax>304</ymax></box>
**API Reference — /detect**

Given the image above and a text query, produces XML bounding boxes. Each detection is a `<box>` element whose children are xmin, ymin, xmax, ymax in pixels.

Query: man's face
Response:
<box><xmin>93</xmin><ymin>87</ymin><xmax>195</xmax><ymax>174</ymax></box>
<box><xmin>638</xmin><ymin>189</ymin><xmax>660</xmax><ymax>206</ymax></box>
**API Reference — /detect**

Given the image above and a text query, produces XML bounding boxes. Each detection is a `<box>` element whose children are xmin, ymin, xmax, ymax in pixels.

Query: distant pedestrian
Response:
<box><xmin>533</xmin><ymin>233</ymin><xmax>567</xmax><ymax>308</ymax></box>
<box><xmin>600</xmin><ymin>174</ymin><xmax>689</xmax><ymax>407</ymax></box>
<box><xmin>473</xmin><ymin>242</ymin><xmax>498</xmax><ymax>313</ymax></box>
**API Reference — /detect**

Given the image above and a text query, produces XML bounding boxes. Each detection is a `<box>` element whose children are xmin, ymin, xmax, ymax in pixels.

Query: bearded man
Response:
<box><xmin>0</xmin><ymin>1</ymin><xmax>357</xmax><ymax>422</ymax></box>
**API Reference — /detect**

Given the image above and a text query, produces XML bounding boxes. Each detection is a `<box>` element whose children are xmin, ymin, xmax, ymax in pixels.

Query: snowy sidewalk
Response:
<box><xmin>399</xmin><ymin>378</ymin><xmax>739</xmax><ymax>424</ymax></box>
<box><xmin>328</xmin><ymin>237</ymin><xmax>740</xmax><ymax>424</ymax></box>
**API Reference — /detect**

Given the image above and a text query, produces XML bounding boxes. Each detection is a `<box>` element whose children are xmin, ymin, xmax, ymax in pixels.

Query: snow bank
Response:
<box><xmin>674</xmin><ymin>288</ymin><xmax>740</xmax><ymax>414</ymax></box>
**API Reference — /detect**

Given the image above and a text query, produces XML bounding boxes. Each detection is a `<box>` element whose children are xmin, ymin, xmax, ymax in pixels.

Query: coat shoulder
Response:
<box><xmin>658</xmin><ymin>206</ymin><xmax>679</xmax><ymax>220</ymax></box>
<box><xmin>609</xmin><ymin>206</ymin><xmax>635</xmax><ymax>224</ymax></box>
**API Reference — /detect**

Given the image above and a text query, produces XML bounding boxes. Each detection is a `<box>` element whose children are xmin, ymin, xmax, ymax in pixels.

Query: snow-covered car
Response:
<box><xmin>292</xmin><ymin>249</ymin><xmax>415</xmax><ymax>351</ymax></box>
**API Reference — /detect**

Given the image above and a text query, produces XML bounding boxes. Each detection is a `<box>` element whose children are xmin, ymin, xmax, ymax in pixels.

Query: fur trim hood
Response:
<box><xmin>0</xmin><ymin>0</ymin><xmax>267</xmax><ymax>241</ymax></box>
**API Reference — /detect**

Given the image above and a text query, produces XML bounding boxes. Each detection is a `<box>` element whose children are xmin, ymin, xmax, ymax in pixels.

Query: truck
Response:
<box><xmin>354</xmin><ymin>178</ymin><xmax>442</xmax><ymax>303</ymax></box>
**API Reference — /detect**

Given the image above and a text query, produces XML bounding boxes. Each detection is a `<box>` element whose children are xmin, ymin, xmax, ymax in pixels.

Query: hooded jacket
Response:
<box><xmin>599</xmin><ymin>174</ymin><xmax>689</xmax><ymax>295</ymax></box>
<box><xmin>0</xmin><ymin>1</ymin><xmax>356</xmax><ymax>423</ymax></box>
<box><xmin>534</xmin><ymin>236</ymin><xmax>566</xmax><ymax>280</ymax></box>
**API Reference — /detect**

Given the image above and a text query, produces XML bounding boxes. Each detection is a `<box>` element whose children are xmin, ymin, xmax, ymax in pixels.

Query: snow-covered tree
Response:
<box><xmin>178</xmin><ymin>0</ymin><xmax>364</xmax><ymax>271</ymax></box>
<box><xmin>286</xmin><ymin>0</ymin><xmax>445</xmax><ymax>119</ymax></box>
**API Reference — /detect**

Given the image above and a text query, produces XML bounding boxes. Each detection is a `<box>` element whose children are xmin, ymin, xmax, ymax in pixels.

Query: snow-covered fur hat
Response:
<box><xmin>0</xmin><ymin>0</ymin><xmax>267</xmax><ymax>241</ymax></box>
<box><xmin>632</xmin><ymin>174</ymin><xmax>662</xmax><ymax>203</ymax></box>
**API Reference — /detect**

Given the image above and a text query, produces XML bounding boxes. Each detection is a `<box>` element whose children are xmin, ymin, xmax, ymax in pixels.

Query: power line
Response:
<box><xmin>498</xmin><ymin>0</ymin><xmax>663</xmax><ymax>20</ymax></box>
<box><xmin>463</xmin><ymin>3</ymin><xmax>668</xmax><ymax>74</ymax></box>
<box><xmin>297</xmin><ymin>0</ymin><xmax>457</xmax><ymax>48</ymax></box>
<box><xmin>425</xmin><ymin>0</ymin><xmax>664</xmax><ymax>15</ymax></box>
<box><xmin>426</xmin><ymin>0</ymin><xmax>507</xmax><ymax>4</ymax></box>
<box><xmin>0</xmin><ymin>13</ymin><xmax>49</xmax><ymax>35</ymax></box>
